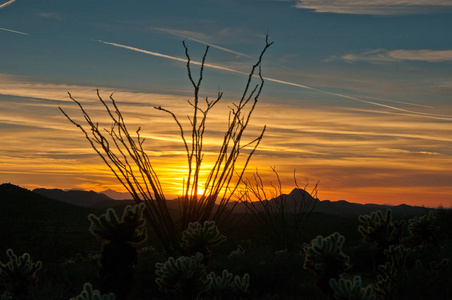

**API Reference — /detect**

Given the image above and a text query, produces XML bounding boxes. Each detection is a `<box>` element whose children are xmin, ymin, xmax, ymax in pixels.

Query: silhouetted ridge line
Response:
<box><xmin>32</xmin><ymin>188</ymin><xmax>129</xmax><ymax>208</ymax></box>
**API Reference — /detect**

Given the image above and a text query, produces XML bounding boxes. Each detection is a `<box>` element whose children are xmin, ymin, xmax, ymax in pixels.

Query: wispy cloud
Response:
<box><xmin>94</xmin><ymin>39</ymin><xmax>452</xmax><ymax>121</ymax></box>
<box><xmin>342</xmin><ymin>49</ymin><xmax>452</xmax><ymax>63</ymax></box>
<box><xmin>36</xmin><ymin>11</ymin><xmax>62</xmax><ymax>20</ymax></box>
<box><xmin>294</xmin><ymin>0</ymin><xmax>452</xmax><ymax>15</ymax></box>
<box><xmin>377</xmin><ymin>148</ymin><xmax>440</xmax><ymax>155</ymax></box>
<box><xmin>153</xmin><ymin>27</ymin><xmax>252</xmax><ymax>58</ymax></box>
<box><xmin>0</xmin><ymin>27</ymin><xmax>29</xmax><ymax>35</ymax></box>
<box><xmin>0</xmin><ymin>0</ymin><xmax>15</xmax><ymax>10</ymax></box>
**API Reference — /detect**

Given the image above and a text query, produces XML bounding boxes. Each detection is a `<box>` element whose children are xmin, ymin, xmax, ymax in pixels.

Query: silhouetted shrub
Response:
<box><xmin>61</xmin><ymin>38</ymin><xmax>273</xmax><ymax>254</ymax></box>
<box><xmin>241</xmin><ymin>168</ymin><xmax>318</xmax><ymax>251</ymax></box>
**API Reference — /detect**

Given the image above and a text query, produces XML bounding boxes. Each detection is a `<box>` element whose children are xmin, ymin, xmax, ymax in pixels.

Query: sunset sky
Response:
<box><xmin>1</xmin><ymin>0</ymin><xmax>451</xmax><ymax>207</ymax></box>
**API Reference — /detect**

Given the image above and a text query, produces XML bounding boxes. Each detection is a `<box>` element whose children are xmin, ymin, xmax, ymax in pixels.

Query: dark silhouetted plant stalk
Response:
<box><xmin>240</xmin><ymin>167</ymin><xmax>318</xmax><ymax>250</ymax></box>
<box><xmin>60</xmin><ymin>36</ymin><xmax>273</xmax><ymax>253</ymax></box>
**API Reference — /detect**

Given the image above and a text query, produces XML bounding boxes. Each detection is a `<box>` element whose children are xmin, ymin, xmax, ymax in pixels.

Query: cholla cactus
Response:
<box><xmin>329</xmin><ymin>276</ymin><xmax>376</xmax><ymax>300</ymax></box>
<box><xmin>88</xmin><ymin>204</ymin><xmax>147</xmax><ymax>244</ymax></box>
<box><xmin>374</xmin><ymin>245</ymin><xmax>451</xmax><ymax>298</ymax></box>
<box><xmin>374</xmin><ymin>244</ymin><xmax>411</xmax><ymax>298</ymax></box>
<box><xmin>231</xmin><ymin>273</ymin><xmax>250</xmax><ymax>296</ymax></box>
<box><xmin>181</xmin><ymin>221</ymin><xmax>226</xmax><ymax>262</ymax></box>
<box><xmin>358</xmin><ymin>210</ymin><xmax>404</xmax><ymax>251</ymax></box>
<box><xmin>155</xmin><ymin>252</ymin><xmax>209</xmax><ymax>299</ymax></box>
<box><xmin>407</xmin><ymin>212</ymin><xmax>439</xmax><ymax>246</ymax></box>
<box><xmin>70</xmin><ymin>283</ymin><xmax>115</xmax><ymax>300</ymax></box>
<box><xmin>0</xmin><ymin>249</ymin><xmax>42</xmax><ymax>299</ymax></box>
<box><xmin>228</xmin><ymin>247</ymin><xmax>246</xmax><ymax>260</ymax></box>
<box><xmin>376</xmin><ymin>256</ymin><xmax>450</xmax><ymax>299</ymax></box>
<box><xmin>205</xmin><ymin>269</ymin><xmax>250</xmax><ymax>298</ymax></box>
<box><xmin>88</xmin><ymin>204</ymin><xmax>147</xmax><ymax>299</ymax></box>
<box><xmin>303</xmin><ymin>232</ymin><xmax>350</xmax><ymax>295</ymax></box>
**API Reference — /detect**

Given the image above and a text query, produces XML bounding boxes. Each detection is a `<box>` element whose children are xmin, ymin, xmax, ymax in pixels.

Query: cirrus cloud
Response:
<box><xmin>342</xmin><ymin>49</ymin><xmax>452</xmax><ymax>63</ymax></box>
<box><xmin>295</xmin><ymin>0</ymin><xmax>452</xmax><ymax>15</ymax></box>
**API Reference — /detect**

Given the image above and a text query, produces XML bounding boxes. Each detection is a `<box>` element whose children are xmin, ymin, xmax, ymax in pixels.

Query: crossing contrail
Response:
<box><xmin>0</xmin><ymin>0</ymin><xmax>16</xmax><ymax>10</ymax></box>
<box><xmin>94</xmin><ymin>39</ymin><xmax>249</xmax><ymax>75</ymax></box>
<box><xmin>94</xmin><ymin>39</ymin><xmax>452</xmax><ymax>120</ymax></box>
<box><xmin>152</xmin><ymin>27</ymin><xmax>253</xmax><ymax>58</ymax></box>
<box><xmin>0</xmin><ymin>27</ymin><xmax>29</xmax><ymax>35</ymax></box>
<box><xmin>362</xmin><ymin>95</ymin><xmax>434</xmax><ymax>109</ymax></box>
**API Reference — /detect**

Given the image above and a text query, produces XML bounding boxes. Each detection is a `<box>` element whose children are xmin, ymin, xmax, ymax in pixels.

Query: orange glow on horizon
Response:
<box><xmin>1</xmin><ymin>78</ymin><xmax>451</xmax><ymax>209</ymax></box>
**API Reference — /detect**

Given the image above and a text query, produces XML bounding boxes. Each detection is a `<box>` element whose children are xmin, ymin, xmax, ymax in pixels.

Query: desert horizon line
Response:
<box><xmin>3</xmin><ymin>182</ymin><xmax>446</xmax><ymax>209</ymax></box>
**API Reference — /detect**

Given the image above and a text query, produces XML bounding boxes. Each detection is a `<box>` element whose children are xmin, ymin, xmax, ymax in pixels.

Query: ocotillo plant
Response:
<box><xmin>60</xmin><ymin>37</ymin><xmax>273</xmax><ymax>254</ymax></box>
<box><xmin>181</xmin><ymin>220</ymin><xmax>226</xmax><ymax>263</ymax></box>
<box><xmin>329</xmin><ymin>276</ymin><xmax>376</xmax><ymax>300</ymax></box>
<box><xmin>240</xmin><ymin>168</ymin><xmax>318</xmax><ymax>251</ymax></box>
<box><xmin>0</xmin><ymin>249</ymin><xmax>42</xmax><ymax>299</ymax></box>
<box><xmin>88</xmin><ymin>204</ymin><xmax>147</xmax><ymax>299</ymax></box>
<box><xmin>70</xmin><ymin>282</ymin><xmax>116</xmax><ymax>300</ymax></box>
<box><xmin>303</xmin><ymin>232</ymin><xmax>350</xmax><ymax>296</ymax></box>
<box><xmin>155</xmin><ymin>252</ymin><xmax>209</xmax><ymax>299</ymax></box>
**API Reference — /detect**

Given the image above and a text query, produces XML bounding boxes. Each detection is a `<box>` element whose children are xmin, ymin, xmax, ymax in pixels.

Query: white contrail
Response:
<box><xmin>362</xmin><ymin>95</ymin><xmax>434</xmax><ymax>109</ymax></box>
<box><xmin>94</xmin><ymin>39</ymin><xmax>249</xmax><ymax>75</ymax></box>
<box><xmin>0</xmin><ymin>27</ymin><xmax>29</xmax><ymax>35</ymax></box>
<box><xmin>153</xmin><ymin>27</ymin><xmax>253</xmax><ymax>58</ymax></box>
<box><xmin>94</xmin><ymin>39</ymin><xmax>452</xmax><ymax>120</ymax></box>
<box><xmin>0</xmin><ymin>0</ymin><xmax>15</xmax><ymax>9</ymax></box>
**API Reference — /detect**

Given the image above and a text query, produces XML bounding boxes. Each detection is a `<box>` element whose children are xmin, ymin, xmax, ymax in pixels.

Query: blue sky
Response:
<box><xmin>1</xmin><ymin>0</ymin><xmax>452</xmax><ymax>206</ymax></box>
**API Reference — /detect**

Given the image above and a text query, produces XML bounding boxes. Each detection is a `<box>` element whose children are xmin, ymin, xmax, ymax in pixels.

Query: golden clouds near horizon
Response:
<box><xmin>0</xmin><ymin>76</ymin><xmax>451</xmax><ymax>207</ymax></box>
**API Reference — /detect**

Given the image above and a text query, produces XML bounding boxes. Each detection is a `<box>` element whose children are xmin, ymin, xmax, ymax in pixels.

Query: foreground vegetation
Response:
<box><xmin>1</xmin><ymin>184</ymin><xmax>451</xmax><ymax>299</ymax></box>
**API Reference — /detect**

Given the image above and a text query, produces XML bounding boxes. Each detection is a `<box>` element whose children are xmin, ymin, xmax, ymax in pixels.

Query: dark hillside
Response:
<box><xmin>0</xmin><ymin>183</ymin><xmax>97</xmax><ymax>261</ymax></box>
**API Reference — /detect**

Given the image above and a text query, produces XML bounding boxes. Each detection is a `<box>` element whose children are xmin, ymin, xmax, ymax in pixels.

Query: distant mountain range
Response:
<box><xmin>230</xmin><ymin>188</ymin><xmax>432</xmax><ymax>217</ymax></box>
<box><xmin>25</xmin><ymin>185</ymin><xmax>433</xmax><ymax>217</ymax></box>
<box><xmin>33</xmin><ymin>188</ymin><xmax>133</xmax><ymax>208</ymax></box>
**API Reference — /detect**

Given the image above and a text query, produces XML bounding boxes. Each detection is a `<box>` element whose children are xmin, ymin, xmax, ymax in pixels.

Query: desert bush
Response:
<box><xmin>0</xmin><ymin>249</ymin><xmax>42</xmax><ymax>299</ymax></box>
<box><xmin>241</xmin><ymin>168</ymin><xmax>318</xmax><ymax>251</ymax></box>
<box><xmin>88</xmin><ymin>204</ymin><xmax>147</xmax><ymax>299</ymax></box>
<box><xmin>60</xmin><ymin>37</ymin><xmax>273</xmax><ymax>254</ymax></box>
